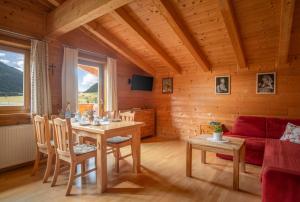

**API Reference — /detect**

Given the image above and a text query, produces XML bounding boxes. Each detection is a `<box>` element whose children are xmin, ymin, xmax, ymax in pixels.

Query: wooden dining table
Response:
<box><xmin>53</xmin><ymin>120</ymin><xmax>145</xmax><ymax>193</ymax></box>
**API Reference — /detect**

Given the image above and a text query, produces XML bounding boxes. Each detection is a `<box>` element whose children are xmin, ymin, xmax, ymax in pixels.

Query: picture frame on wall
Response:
<box><xmin>162</xmin><ymin>77</ymin><xmax>173</xmax><ymax>94</ymax></box>
<box><xmin>256</xmin><ymin>72</ymin><xmax>276</xmax><ymax>94</ymax></box>
<box><xmin>215</xmin><ymin>75</ymin><xmax>230</xmax><ymax>95</ymax></box>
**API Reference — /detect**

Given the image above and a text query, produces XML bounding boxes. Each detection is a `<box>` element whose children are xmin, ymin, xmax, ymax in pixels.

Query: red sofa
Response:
<box><xmin>261</xmin><ymin>139</ymin><xmax>300</xmax><ymax>202</ymax></box>
<box><xmin>217</xmin><ymin>116</ymin><xmax>300</xmax><ymax>165</ymax></box>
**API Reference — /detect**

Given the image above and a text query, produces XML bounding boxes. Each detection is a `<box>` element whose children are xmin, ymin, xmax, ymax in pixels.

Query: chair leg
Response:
<box><xmin>43</xmin><ymin>153</ymin><xmax>54</xmax><ymax>183</ymax></box>
<box><xmin>51</xmin><ymin>156</ymin><xmax>60</xmax><ymax>187</ymax></box>
<box><xmin>115</xmin><ymin>146</ymin><xmax>120</xmax><ymax>173</ymax></box>
<box><xmin>130</xmin><ymin>143</ymin><xmax>134</xmax><ymax>172</ymax></box>
<box><xmin>66</xmin><ymin>163</ymin><xmax>76</xmax><ymax>196</ymax></box>
<box><xmin>31</xmin><ymin>151</ymin><xmax>41</xmax><ymax>176</ymax></box>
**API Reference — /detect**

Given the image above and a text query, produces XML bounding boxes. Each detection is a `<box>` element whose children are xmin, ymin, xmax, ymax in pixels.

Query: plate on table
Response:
<box><xmin>112</xmin><ymin>119</ymin><xmax>122</xmax><ymax>122</ymax></box>
<box><xmin>100</xmin><ymin>121</ymin><xmax>110</xmax><ymax>125</ymax></box>
<box><xmin>79</xmin><ymin>122</ymin><xmax>90</xmax><ymax>126</ymax></box>
<box><xmin>206</xmin><ymin>137</ymin><xmax>229</xmax><ymax>143</ymax></box>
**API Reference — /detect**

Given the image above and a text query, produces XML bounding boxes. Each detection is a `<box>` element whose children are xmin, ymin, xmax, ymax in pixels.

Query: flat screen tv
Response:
<box><xmin>131</xmin><ymin>74</ymin><xmax>153</xmax><ymax>91</ymax></box>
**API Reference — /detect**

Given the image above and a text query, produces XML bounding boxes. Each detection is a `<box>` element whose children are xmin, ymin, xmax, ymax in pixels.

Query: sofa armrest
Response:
<box><xmin>262</xmin><ymin>168</ymin><xmax>300</xmax><ymax>202</ymax></box>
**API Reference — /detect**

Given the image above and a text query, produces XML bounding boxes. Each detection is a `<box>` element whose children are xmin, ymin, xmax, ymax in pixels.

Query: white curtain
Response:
<box><xmin>61</xmin><ymin>47</ymin><xmax>78</xmax><ymax>112</ymax></box>
<box><xmin>104</xmin><ymin>57</ymin><xmax>118</xmax><ymax>112</ymax></box>
<box><xmin>30</xmin><ymin>40</ymin><xmax>52</xmax><ymax>115</ymax></box>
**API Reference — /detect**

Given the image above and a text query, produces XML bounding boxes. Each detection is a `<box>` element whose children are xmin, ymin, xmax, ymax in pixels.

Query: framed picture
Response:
<box><xmin>256</xmin><ymin>72</ymin><xmax>276</xmax><ymax>94</ymax></box>
<box><xmin>162</xmin><ymin>77</ymin><xmax>173</xmax><ymax>94</ymax></box>
<box><xmin>215</xmin><ymin>75</ymin><xmax>230</xmax><ymax>95</ymax></box>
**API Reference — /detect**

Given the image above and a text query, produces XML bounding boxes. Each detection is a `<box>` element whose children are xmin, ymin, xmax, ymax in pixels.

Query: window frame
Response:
<box><xmin>0</xmin><ymin>44</ymin><xmax>31</xmax><ymax>114</ymax></box>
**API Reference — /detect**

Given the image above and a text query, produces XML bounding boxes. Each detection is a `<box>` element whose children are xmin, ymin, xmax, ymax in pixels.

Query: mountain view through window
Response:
<box><xmin>0</xmin><ymin>49</ymin><xmax>25</xmax><ymax>106</ymax></box>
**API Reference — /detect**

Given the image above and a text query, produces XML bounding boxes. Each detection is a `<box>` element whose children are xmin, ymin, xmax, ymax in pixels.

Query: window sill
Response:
<box><xmin>0</xmin><ymin>113</ymin><xmax>32</xmax><ymax>126</ymax></box>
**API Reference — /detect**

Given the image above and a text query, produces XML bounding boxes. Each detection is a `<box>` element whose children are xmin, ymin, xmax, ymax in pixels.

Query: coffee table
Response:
<box><xmin>186</xmin><ymin>134</ymin><xmax>246</xmax><ymax>190</ymax></box>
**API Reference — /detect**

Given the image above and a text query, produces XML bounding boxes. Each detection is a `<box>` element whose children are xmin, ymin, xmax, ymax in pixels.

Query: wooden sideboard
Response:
<box><xmin>121</xmin><ymin>108</ymin><xmax>155</xmax><ymax>138</ymax></box>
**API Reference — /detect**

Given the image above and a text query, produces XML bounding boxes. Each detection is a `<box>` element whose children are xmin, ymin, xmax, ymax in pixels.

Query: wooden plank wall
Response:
<box><xmin>146</xmin><ymin>66</ymin><xmax>300</xmax><ymax>139</ymax></box>
<box><xmin>48</xmin><ymin>29</ymin><xmax>152</xmax><ymax>113</ymax></box>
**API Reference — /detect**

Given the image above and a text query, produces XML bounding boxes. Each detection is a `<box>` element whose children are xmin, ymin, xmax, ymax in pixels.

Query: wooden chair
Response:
<box><xmin>51</xmin><ymin>117</ymin><xmax>96</xmax><ymax>196</ymax></box>
<box><xmin>32</xmin><ymin>115</ymin><xmax>55</xmax><ymax>183</ymax></box>
<box><xmin>107</xmin><ymin>111</ymin><xmax>135</xmax><ymax>173</ymax></box>
<box><xmin>79</xmin><ymin>110</ymin><xmax>135</xmax><ymax>173</ymax></box>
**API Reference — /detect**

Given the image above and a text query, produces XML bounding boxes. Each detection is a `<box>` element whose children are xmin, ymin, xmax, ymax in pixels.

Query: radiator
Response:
<box><xmin>0</xmin><ymin>124</ymin><xmax>35</xmax><ymax>169</ymax></box>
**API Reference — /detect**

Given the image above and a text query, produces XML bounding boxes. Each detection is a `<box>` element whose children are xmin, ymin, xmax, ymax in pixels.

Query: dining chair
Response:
<box><xmin>106</xmin><ymin>111</ymin><xmax>135</xmax><ymax>173</ymax></box>
<box><xmin>51</xmin><ymin>117</ymin><xmax>96</xmax><ymax>196</ymax></box>
<box><xmin>79</xmin><ymin>110</ymin><xmax>135</xmax><ymax>173</ymax></box>
<box><xmin>32</xmin><ymin>115</ymin><xmax>55</xmax><ymax>183</ymax></box>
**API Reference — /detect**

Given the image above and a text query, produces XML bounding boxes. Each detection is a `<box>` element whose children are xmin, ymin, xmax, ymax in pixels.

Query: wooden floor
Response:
<box><xmin>0</xmin><ymin>137</ymin><xmax>261</xmax><ymax>202</ymax></box>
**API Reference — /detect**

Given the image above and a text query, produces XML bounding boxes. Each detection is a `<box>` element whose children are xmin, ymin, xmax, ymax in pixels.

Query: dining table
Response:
<box><xmin>51</xmin><ymin>119</ymin><xmax>145</xmax><ymax>193</ymax></box>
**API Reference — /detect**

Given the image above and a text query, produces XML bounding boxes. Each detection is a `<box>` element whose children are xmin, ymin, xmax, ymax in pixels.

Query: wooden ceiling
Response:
<box><xmin>39</xmin><ymin>0</ymin><xmax>300</xmax><ymax>75</ymax></box>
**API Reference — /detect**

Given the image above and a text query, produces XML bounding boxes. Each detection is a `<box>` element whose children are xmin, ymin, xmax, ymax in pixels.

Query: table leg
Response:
<box><xmin>96</xmin><ymin>135</ymin><xmax>107</xmax><ymax>193</ymax></box>
<box><xmin>201</xmin><ymin>151</ymin><xmax>206</xmax><ymax>164</ymax></box>
<box><xmin>132</xmin><ymin>128</ymin><xmax>141</xmax><ymax>173</ymax></box>
<box><xmin>240</xmin><ymin>143</ymin><xmax>246</xmax><ymax>173</ymax></box>
<box><xmin>186</xmin><ymin>142</ymin><xmax>192</xmax><ymax>177</ymax></box>
<box><xmin>233</xmin><ymin>149</ymin><xmax>240</xmax><ymax>190</ymax></box>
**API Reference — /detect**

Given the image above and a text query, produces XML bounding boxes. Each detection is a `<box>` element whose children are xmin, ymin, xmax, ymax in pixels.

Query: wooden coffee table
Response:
<box><xmin>186</xmin><ymin>135</ymin><xmax>246</xmax><ymax>190</ymax></box>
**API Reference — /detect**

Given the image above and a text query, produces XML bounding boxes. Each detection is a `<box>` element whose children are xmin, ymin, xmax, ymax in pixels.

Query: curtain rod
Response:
<box><xmin>0</xmin><ymin>28</ymin><xmax>110</xmax><ymax>59</ymax></box>
<box><xmin>62</xmin><ymin>44</ymin><xmax>107</xmax><ymax>58</ymax></box>
<box><xmin>0</xmin><ymin>28</ymin><xmax>45</xmax><ymax>41</ymax></box>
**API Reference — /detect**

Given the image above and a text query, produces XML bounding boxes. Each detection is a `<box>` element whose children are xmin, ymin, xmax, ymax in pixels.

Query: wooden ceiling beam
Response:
<box><xmin>46</xmin><ymin>0</ymin><xmax>133</xmax><ymax>37</ymax></box>
<box><xmin>218</xmin><ymin>0</ymin><xmax>247</xmax><ymax>69</ymax></box>
<box><xmin>277</xmin><ymin>0</ymin><xmax>295</xmax><ymax>66</ymax></box>
<box><xmin>46</xmin><ymin>0</ymin><xmax>64</xmax><ymax>7</ymax></box>
<box><xmin>83</xmin><ymin>23</ymin><xmax>156</xmax><ymax>76</ymax></box>
<box><xmin>153</xmin><ymin>0</ymin><xmax>210</xmax><ymax>72</ymax></box>
<box><xmin>46</xmin><ymin>0</ymin><xmax>136</xmax><ymax>67</ymax></box>
<box><xmin>111</xmin><ymin>7</ymin><xmax>182</xmax><ymax>74</ymax></box>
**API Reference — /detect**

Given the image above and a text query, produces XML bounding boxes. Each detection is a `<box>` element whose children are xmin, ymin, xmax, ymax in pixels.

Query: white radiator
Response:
<box><xmin>0</xmin><ymin>124</ymin><xmax>35</xmax><ymax>169</ymax></box>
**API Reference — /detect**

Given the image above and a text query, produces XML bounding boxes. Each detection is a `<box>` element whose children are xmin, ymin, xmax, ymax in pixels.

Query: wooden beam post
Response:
<box><xmin>83</xmin><ymin>23</ymin><xmax>156</xmax><ymax>76</ymax></box>
<box><xmin>218</xmin><ymin>0</ymin><xmax>247</xmax><ymax>69</ymax></box>
<box><xmin>46</xmin><ymin>0</ymin><xmax>133</xmax><ymax>37</ymax></box>
<box><xmin>153</xmin><ymin>0</ymin><xmax>210</xmax><ymax>72</ymax></box>
<box><xmin>46</xmin><ymin>0</ymin><xmax>64</xmax><ymax>7</ymax></box>
<box><xmin>277</xmin><ymin>0</ymin><xmax>295</xmax><ymax>66</ymax></box>
<box><xmin>111</xmin><ymin>7</ymin><xmax>182</xmax><ymax>74</ymax></box>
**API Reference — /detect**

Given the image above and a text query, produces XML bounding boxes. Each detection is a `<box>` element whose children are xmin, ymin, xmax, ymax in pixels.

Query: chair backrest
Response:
<box><xmin>52</xmin><ymin>117</ymin><xmax>74</xmax><ymax>157</ymax></box>
<box><xmin>33</xmin><ymin>115</ymin><xmax>51</xmax><ymax>150</ymax></box>
<box><xmin>103</xmin><ymin>111</ymin><xmax>116</xmax><ymax>119</ymax></box>
<box><xmin>119</xmin><ymin>111</ymin><xmax>135</xmax><ymax>121</ymax></box>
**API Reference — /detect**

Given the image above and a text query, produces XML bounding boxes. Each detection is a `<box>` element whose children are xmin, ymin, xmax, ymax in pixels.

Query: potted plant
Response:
<box><xmin>209</xmin><ymin>121</ymin><xmax>223</xmax><ymax>141</ymax></box>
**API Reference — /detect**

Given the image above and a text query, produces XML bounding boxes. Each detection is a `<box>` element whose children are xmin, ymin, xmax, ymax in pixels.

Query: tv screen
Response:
<box><xmin>131</xmin><ymin>75</ymin><xmax>153</xmax><ymax>91</ymax></box>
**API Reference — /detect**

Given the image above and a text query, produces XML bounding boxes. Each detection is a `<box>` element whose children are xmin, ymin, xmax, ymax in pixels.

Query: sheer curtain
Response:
<box><xmin>61</xmin><ymin>47</ymin><xmax>78</xmax><ymax>112</ymax></box>
<box><xmin>104</xmin><ymin>57</ymin><xmax>118</xmax><ymax>112</ymax></box>
<box><xmin>30</xmin><ymin>40</ymin><xmax>52</xmax><ymax>115</ymax></box>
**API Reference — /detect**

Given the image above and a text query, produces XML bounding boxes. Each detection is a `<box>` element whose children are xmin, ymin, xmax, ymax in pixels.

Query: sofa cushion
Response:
<box><xmin>280</xmin><ymin>123</ymin><xmax>300</xmax><ymax>144</ymax></box>
<box><xmin>266</xmin><ymin>118</ymin><xmax>300</xmax><ymax>139</ymax></box>
<box><xmin>231</xmin><ymin>116</ymin><xmax>266</xmax><ymax>138</ymax></box>
<box><xmin>262</xmin><ymin>139</ymin><xmax>300</xmax><ymax>202</ymax></box>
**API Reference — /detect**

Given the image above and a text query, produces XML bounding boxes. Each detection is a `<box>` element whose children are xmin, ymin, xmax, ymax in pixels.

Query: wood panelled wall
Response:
<box><xmin>48</xmin><ymin>29</ymin><xmax>151</xmax><ymax>113</ymax></box>
<box><xmin>0</xmin><ymin>0</ymin><xmax>49</xmax><ymax>38</ymax></box>
<box><xmin>146</xmin><ymin>66</ymin><xmax>300</xmax><ymax>139</ymax></box>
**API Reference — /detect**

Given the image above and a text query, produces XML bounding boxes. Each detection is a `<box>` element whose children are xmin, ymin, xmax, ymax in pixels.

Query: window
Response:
<box><xmin>0</xmin><ymin>44</ymin><xmax>30</xmax><ymax>113</ymax></box>
<box><xmin>77</xmin><ymin>54</ymin><xmax>104</xmax><ymax>115</ymax></box>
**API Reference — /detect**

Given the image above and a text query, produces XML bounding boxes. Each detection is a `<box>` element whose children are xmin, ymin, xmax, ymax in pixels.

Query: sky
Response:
<box><xmin>77</xmin><ymin>68</ymin><xmax>98</xmax><ymax>92</ymax></box>
<box><xmin>0</xmin><ymin>49</ymin><xmax>24</xmax><ymax>72</ymax></box>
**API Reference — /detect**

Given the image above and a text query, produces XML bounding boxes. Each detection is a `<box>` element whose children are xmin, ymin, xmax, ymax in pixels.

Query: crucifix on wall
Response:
<box><xmin>48</xmin><ymin>64</ymin><xmax>56</xmax><ymax>75</ymax></box>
